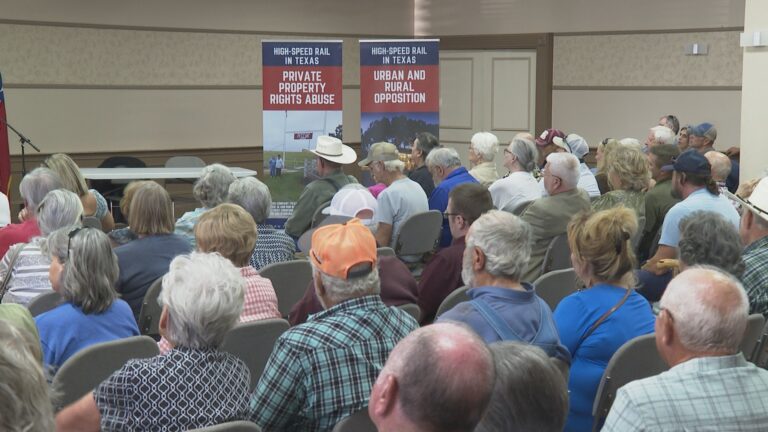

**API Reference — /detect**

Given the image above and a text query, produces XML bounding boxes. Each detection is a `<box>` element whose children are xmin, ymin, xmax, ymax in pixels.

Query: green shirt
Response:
<box><xmin>284</xmin><ymin>171</ymin><xmax>357</xmax><ymax>238</ymax></box>
<box><xmin>639</xmin><ymin>179</ymin><xmax>680</xmax><ymax>259</ymax></box>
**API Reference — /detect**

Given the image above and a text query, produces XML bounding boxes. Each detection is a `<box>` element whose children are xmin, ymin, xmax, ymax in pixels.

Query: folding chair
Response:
<box><xmin>27</xmin><ymin>291</ymin><xmax>64</xmax><ymax>317</ymax></box>
<box><xmin>259</xmin><ymin>260</ymin><xmax>314</xmax><ymax>318</ymax></box>
<box><xmin>52</xmin><ymin>335</ymin><xmax>159</xmax><ymax>410</ymax></box>
<box><xmin>137</xmin><ymin>277</ymin><xmax>164</xmax><ymax>338</ymax></box>
<box><xmin>741</xmin><ymin>313</ymin><xmax>766</xmax><ymax>362</ymax></box>
<box><xmin>540</xmin><ymin>233</ymin><xmax>571</xmax><ymax>275</ymax></box>
<box><xmin>332</xmin><ymin>409</ymin><xmax>376</xmax><ymax>432</ymax></box>
<box><xmin>435</xmin><ymin>286</ymin><xmax>469</xmax><ymax>319</ymax></box>
<box><xmin>751</xmin><ymin>319</ymin><xmax>768</xmax><ymax>367</ymax></box>
<box><xmin>502</xmin><ymin>199</ymin><xmax>533</xmax><ymax>215</ymax></box>
<box><xmin>533</xmin><ymin>268</ymin><xmax>578</xmax><ymax>311</ymax></box>
<box><xmin>591</xmin><ymin>333</ymin><xmax>668</xmax><ymax>431</ymax></box>
<box><xmin>189</xmin><ymin>421</ymin><xmax>261</xmax><ymax>432</ymax></box>
<box><xmin>220</xmin><ymin>319</ymin><xmax>290</xmax><ymax>391</ymax></box>
<box><xmin>397</xmin><ymin>303</ymin><xmax>421</xmax><ymax>322</ymax></box>
<box><xmin>393</xmin><ymin>210</ymin><xmax>443</xmax><ymax>259</ymax></box>
<box><xmin>377</xmin><ymin>247</ymin><xmax>396</xmax><ymax>257</ymax></box>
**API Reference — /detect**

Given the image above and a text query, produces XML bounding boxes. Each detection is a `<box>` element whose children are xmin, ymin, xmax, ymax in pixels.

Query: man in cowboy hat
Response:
<box><xmin>733</xmin><ymin>177</ymin><xmax>768</xmax><ymax>317</ymax></box>
<box><xmin>284</xmin><ymin>135</ymin><xmax>358</xmax><ymax>239</ymax></box>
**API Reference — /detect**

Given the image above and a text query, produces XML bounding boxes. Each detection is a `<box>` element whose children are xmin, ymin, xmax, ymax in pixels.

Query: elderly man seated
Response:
<box><xmin>734</xmin><ymin>177</ymin><xmax>768</xmax><ymax>317</ymax></box>
<box><xmin>56</xmin><ymin>252</ymin><xmax>252</xmax><ymax>431</ymax></box>
<box><xmin>603</xmin><ymin>267</ymin><xmax>768</xmax><ymax>430</ymax></box>
<box><xmin>249</xmin><ymin>219</ymin><xmax>419</xmax><ymax>432</ymax></box>
<box><xmin>521</xmin><ymin>152</ymin><xmax>590</xmax><ymax>282</ymax></box>
<box><xmin>426</xmin><ymin>147</ymin><xmax>478</xmax><ymax>247</ymax></box>
<box><xmin>439</xmin><ymin>210</ymin><xmax>570</xmax><ymax>364</ymax></box>
<box><xmin>368</xmin><ymin>322</ymin><xmax>495</xmax><ymax>432</ymax></box>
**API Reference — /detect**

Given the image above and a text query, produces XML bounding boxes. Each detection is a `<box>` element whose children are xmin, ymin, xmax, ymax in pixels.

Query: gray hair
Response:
<box><xmin>311</xmin><ymin>262</ymin><xmax>380</xmax><ymax>305</ymax></box>
<box><xmin>468</xmin><ymin>210</ymin><xmax>532</xmax><ymax>281</ymax></box>
<box><xmin>36</xmin><ymin>189</ymin><xmax>84</xmax><ymax>236</ymax></box>
<box><xmin>19</xmin><ymin>168</ymin><xmax>63</xmax><ymax>214</ymax></box>
<box><xmin>382</xmin><ymin>159</ymin><xmax>406</xmax><ymax>173</ymax></box>
<box><xmin>0</xmin><ymin>320</ymin><xmax>55</xmax><ymax>432</ymax></box>
<box><xmin>193</xmin><ymin>164</ymin><xmax>237</xmax><ymax>208</ymax></box>
<box><xmin>545</xmin><ymin>152</ymin><xmax>580</xmax><ymax>189</ymax></box>
<box><xmin>471</xmin><ymin>132</ymin><xmax>499</xmax><ymax>162</ymax></box>
<box><xmin>227</xmin><ymin>177</ymin><xmax>272</xmax><ymax>224</ymax></box>
<box><xmin>650</xmin><ymin>126</ymin><xmax>676</xmax><ymax>146</ymax></box>
<box><xmin>678</xmin><ymin>211</ymin><xmax>745</xmax><ymax>277</ymax></box>
<box><xmin>476</xmin><ymin>342</ymin><xmax>568</xmax><ymax>432</ymax></box>
<box><xmin>160</xmin><ymin>252</ymin><xmax>244</xmax><ymax>349</ymax></box>
<box><xmin>508</xmin><ymin>136</ymin><xmax>539</xmax><ymax>172</ymax></box>
<box><xmin>47</xmin><ymin>226</ymin><xmax>118</xmax><ymax>315</ymax></box>
<box><xmin>425</xmin><ymin>147</ymin><xmax>462</xmax><ymax>170</ymax></box>
<box><xmin>661</xmin><ymin>266</ymin><xmax>748</xmax><ymax>353</ymax></box>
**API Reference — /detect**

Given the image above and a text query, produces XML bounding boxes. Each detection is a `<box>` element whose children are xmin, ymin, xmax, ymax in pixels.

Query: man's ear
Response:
<box><xmin>472</xmin><ymin>246</ymin><xmax>485</xmax><ymax>272</ymax></box>
<box><xmin>658</xmin><ymin>309</ymin><xmax>675</xmax><ymax>347</ymax></box>
<box><xmin>159</xmin><ymin>306</ymin><xmax>170</xmax><ymax>338</ymax></box>
<box><xmin>371</xmin><ymin>374</ymin><xmax>399</xmax><ymax>417</ymax></box>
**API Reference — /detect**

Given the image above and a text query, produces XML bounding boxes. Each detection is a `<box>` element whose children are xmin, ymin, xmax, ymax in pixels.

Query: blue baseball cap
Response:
<box><xmin>661</xmin><ymin>149</ymin><xmax>711</xmax><ymax>175</ymax></box>
<box><xmin>688</xmin><ymin>122</ymin><xmax>717</xmax><ymax>141</ymax></box>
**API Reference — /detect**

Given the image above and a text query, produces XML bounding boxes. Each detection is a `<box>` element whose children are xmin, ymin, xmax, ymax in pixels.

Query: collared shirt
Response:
<box><xmin>602</xmin><ymin>354</ymin><xmax>768</xmax><ymax>431</ymax></box>
<box><xmin>95</xmin><ymin>348</ymin><xmax>252</xmax><ymax>431</ymax></box>
<box><xmin>438</xmin><ymin>284</ymin><xmax>571</xmax><ymax>364</ymax></box>
<box><xmin>469</xmin><ymin>161</ymin><xmax>499</xmax><ymax>187</ymax></box>
<box><xmin>250</xmin><ymin>224</ymin><xmax>296</xmax><ymax>270</ymax></box>
<box><xmin>174</xmin><ymin>207</ymin><xmax>208</xmax><ymax>248</ymax></box>
<box><xmin>659</xmin><ymin>188</ymin><xmax>740</xmax><ymax>248</ymax></box>
<box><xmin>418</xmin><ymin>236</ymin><xmax>466</xmax><ymax>324</ymax></box>
<box><xmin>742</xmin><ymin>235</ymin><xmax>768</xmax><ymax>317</ymax></box>
<box><xmin>429</xmin><ymin>166</ymin><xmax>478</xmax><ymax>248</ymax></box>
<box><xmin>489</xmin><ymin>171</ymin><xmax>541</xmax><ymax>212</ymax></box>
<box><xmin>250</xmin><ymin>295</ymin><xmax>418</xmax><ymax>432</ymax></box>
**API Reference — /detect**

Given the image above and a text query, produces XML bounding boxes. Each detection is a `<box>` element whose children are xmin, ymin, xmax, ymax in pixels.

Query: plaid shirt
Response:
<box><xmin>249</xmin><ymin>295</ymin><xmax>418</xmax><ymax>432</ymax></box>
<box><xmin>249</xmin><ymin>225</ymin><xmax>296</xmax><ymax>271</ymax></box>
<box><xmin>742</xmin><ymin>235</ymin><xmax>768</xmax><ymax>317</ymax></box>
<box><xmin>603</xmin><ymin>354</ymin><xmax>768</xmax><ymax>431</ymax></box>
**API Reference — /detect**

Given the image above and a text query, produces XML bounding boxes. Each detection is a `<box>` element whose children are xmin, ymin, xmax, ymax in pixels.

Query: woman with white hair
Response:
<box><xmin>35</xmin><ymin>227</ymin><xmax>139</xmax><ymax>371</ymax></box>
<box><xmin>174</xmin><ymin>163</ymin><xmax>237</xmax><ymax>247</ymax></box>
<box><xmin>489</xmin><ymin>136</ymin><xmax>542</xmax><ymax>212</ymax></box>
<box><xmin>56</xmin><ymin>252</ymin><xmax>252</xmax><ymax>432</ymax></box>
<box><xmin>228</xmin><ymin>177</ymin><xmax>295</xmax><ymax>270</ymax></box>
<box><xmin>0</xmin><ymin>189</ymin><xmax>83</xmax><ymax>306</ymax></box>
<box><xmin>468</xmin><ymin>131</ymin><xmax>500</xmax><ymax>187</ymax></box>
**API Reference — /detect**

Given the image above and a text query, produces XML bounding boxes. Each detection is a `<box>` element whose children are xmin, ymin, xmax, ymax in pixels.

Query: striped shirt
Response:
<box><xmin>249</xmin><ymin>295</ymin><xmax>419</xmax><ymax>432</ymax></box>
<box><xmin>158</xmin><ymin>266</ymin><xmax>281</xmax><ymax>354</ymax></box>
<box><xmin>0</xmin><ymin>238</ymin><xmax>53</xmax><ymax>306</ymax></box>
<box><xmin>742</xmin><ymin>235</ymin><xmax>768</xmax><ymax>317</ymax></box>
<box><xmin>603</xmin><ymin>354</ymin><xmax>768</xmax><ymax>431</ymax></box>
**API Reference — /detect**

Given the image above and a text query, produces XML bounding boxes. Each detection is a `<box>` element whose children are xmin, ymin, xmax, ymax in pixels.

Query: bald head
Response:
<box><xmin>660</xmin><ymin>266</ymin><xmax>748</xmax><ymax>354</ymax></box>
<box><xmin>704</xmin><ymin>151</ymin><xmax>732</xmax><ymax>182</ymax></box>
<box><xmin>514</xmin><ymin>132</ymin><xmax>535</xmax><ymax>142</ymax></box>
<box><xmin>372</xmin><ymin>323</ymin><xmax>495</xmax><ymax>432</ymax></box>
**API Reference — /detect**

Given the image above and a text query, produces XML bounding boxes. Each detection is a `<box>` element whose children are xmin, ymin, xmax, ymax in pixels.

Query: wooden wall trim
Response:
<box><xmin>438</xmin><ymin>33</ymin><xmax>554</xmax><ymax>134</ymax></box>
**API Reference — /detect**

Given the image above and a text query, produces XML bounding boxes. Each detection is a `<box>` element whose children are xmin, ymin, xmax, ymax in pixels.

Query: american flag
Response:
<box><xmin>0</xmin><ymin>72</ymin><xmax>11</xmax><ymax>195</ymax></box>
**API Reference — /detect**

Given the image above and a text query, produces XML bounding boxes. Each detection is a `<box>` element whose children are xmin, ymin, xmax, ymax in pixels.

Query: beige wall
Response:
<box><xmin>739</xmin><ymin>0</ymin><xmax>768</xmax><ymax>181</ymax></box>
<box><xmin>415</xmin><ymin>0</ymin><xmax>744</xmax><ymax>35</ymax></box>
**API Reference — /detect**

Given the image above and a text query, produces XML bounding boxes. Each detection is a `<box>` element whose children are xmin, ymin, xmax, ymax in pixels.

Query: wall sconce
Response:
<box><xmin>740</xmin><ymin>31</ymin><xmax>768</xmax><ymax>48</ymax></box>
<box><xmin>684</xmin><ymin>43</ymin><xmax>708</xmax><ymax>55</ymax></box>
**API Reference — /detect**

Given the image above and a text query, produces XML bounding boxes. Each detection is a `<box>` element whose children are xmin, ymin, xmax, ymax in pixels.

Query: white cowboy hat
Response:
<box><xmin>304</xmin><ymin>135</ymin><xmax>357</xmax><ymax>165</ymax></box>
<box><xmin>727</xmin><ymin>177</ymin><xmax>768</xmax><ymax>223</ymax></box>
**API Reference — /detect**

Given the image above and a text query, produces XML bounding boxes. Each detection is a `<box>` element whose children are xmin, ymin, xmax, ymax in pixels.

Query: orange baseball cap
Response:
<box><xmin>309</xmin><ymin>218</ymin><xmax>378</xmax><ymax>280</ymax></box>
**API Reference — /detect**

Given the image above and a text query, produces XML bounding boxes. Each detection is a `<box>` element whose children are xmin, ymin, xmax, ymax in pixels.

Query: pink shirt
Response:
<box><xmin>158</xmin><ymin>266</ymin><xmax>281</xmax><ymax>353</ymax></box>
<box><xmin>0</xmin><ymin>219</ymin><xmax>41</xmax><ymax>259</ymax></box>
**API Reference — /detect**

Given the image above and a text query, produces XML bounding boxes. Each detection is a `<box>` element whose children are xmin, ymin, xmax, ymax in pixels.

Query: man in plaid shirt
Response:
<box><xmin>603</xmin><ymin>267</ymin><xmax>768</xmax><ymax>431</ymax></box>
<box><xmin>734</xmin><ymin>177</ymin><xmax>768</xmax><ymax>317</ymax></box>
<box><xmin>249</xmin><ymin>219</ymin><xmax>419</xmax><ymax>432</ymax></box>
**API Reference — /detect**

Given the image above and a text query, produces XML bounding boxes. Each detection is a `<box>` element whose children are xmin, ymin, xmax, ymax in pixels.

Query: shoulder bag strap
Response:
<box><xmin>577</xmin><ymin>288</ymin><xmax>632</xmax><ymax>347</ymax></box>
<box><xmin>471</xmin><ymin>299</ymin><xmax>525</xmax><ymax>341</ymax></box>
<box><xmin>0</xmin><ymin>244</ymin><xmax>25</xmax><ymax>301</ymax></box>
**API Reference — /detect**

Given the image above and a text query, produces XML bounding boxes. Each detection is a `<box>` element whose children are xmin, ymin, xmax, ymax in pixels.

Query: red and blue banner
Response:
<box><xmin>359</xmin><ymin>39</ymin><xmax>439</xmax><ymax>153</ymax></box>
<box><xmin>261</xmin><ymin>40</ymin><xmax>343</xmax><ymax>219</ymax></box>
<box><xmin>0</xmin><ymin>72</ymin><xmax>11</xmax><ymax>195</ymax></box>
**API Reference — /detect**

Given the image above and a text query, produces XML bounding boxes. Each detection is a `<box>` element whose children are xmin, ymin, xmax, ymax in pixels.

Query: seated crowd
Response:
<box><xmin>1</xmin><ymin>116</ymin><xmax>768</xmax><ymax>432</ymax></box>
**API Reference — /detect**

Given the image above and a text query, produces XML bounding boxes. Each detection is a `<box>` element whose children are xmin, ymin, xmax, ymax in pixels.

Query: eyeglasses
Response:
<box><xmin>504</xmin><ymin>149</ymin><xmax>512</xmax><ymax>155</ymax></box>
<box><xmin>444</xmin><ymin>212</ymin><xmax>463</xmax><ymax>220</ymax></box>
<box><xmin>67</xmin><ymin>226</ymin><xmax>89</xmax><ymax>259</ymax></box>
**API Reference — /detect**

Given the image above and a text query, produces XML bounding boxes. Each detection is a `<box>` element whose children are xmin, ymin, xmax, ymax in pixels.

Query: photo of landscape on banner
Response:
<box><xmin>262</xmin><ymin>40</ymin><xmax>342</xmax><ymax>218</ymax></box>
<box><xmin>359</xmin><ymin>39</ymin><xmax>439</xmax><ymax>184</ymax></box>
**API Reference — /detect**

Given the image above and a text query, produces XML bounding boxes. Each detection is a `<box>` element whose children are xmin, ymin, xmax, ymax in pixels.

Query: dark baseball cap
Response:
<box><xmin>661</xmin><ymin>149</ymin><xmax>711</xmax><ymax>175</ymax></box>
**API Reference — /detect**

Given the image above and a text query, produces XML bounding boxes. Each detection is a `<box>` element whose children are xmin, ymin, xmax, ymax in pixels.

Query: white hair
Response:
<box><xmin>545</xmin><ymin>153</ymin><xmax>580</xmax><ymax>189</ymax></box>
<box><xmin>160</xmin><ymin>252</ymin><xmax>244</xmax><ymax>349</ymax></box>
<box><xmin>650</xmin><ymin>126</ymin><xmax>676</xmax><ymax>145</ymax></box>
<box><xmin>466</xmin><ymin>210</ymin><xmax>532</xmax><ymax>282</ymax></box>
<box><xmin>228</xmin><ymin>177</ymin><xmax>272</xmax><ymax>224</ymax></box>
<box><xmin>19</xmin><ymin>167</ymin><xmax>63</xmax><ymax>214</ymax></box>
<box><xmin>619</xmin><ymin>138</ymin><xmax>643</xmax><ymax>152</ymax></box>
<box><xmin>471</xmin><ymin>132</ymin><xmax>499</xmax><ymax>162</ymax></box>
<box><xmin>193</xmin><ymin>164</ymin><xmax>237</xmax><ymax>208</ymax></box>
<box><xmin>311</xmin><ymin>261</ymin><xmax>380</xmax><ymax>305</ymax></box>
<box><xmin>426</xmin><ymin>147</ymin><xmax>462</xmax><ymax>169</ymax></box>
<box><xmin>660</xmin><ymin>266</ymin><xmax>749</xmax><ymax>353</ymax></box>
<box><xmin>382</xmin><ymin>159</ymin><xmax>406</xmax><ymax>173</ymax></box>
<box><xmin>507</xmin><ymin>137</ymin><xmax>539</xmax><ymax>172</ymax></box>
<box><xmin>36</xmin><ymin>189</ymin><xmax>84</xmax><ymax>236</ymax></box>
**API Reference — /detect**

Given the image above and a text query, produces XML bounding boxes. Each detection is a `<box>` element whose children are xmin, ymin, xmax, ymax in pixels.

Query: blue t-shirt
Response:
<box><xmin>553</xmin><ymin>284</ymin><xmax>656</xmax><ymax>432</ymax></box>
<box><xmin>114</xmin><ymin>234</ymin><xmax>192</xmax><ymax>320</ymax></box>
<box><xmin>658</xmin><ymin>188</ymin><xmax>739</xmax><ymax>248</ymax></box>
<box><xmin>36</xmin><ymin>299</ymin><xmax>139</xmax><ymax>370</ymax></box>
<box><xmin>428</xmin><ymin>166</ymin><xmax>478</xmax><ymax>248</ymax></box>
<box><xmin>438</xmin><ymin>285</ymin><xmax>571</xmax><ymax>364</ymax></box>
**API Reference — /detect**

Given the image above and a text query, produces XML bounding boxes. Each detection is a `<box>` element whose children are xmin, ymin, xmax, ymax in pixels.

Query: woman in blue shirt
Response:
<box><xmin>36</xmin><ymin>226</ymin><xmax>139</xmax><ymax>372</ymax></box>
<box><xmin>554</xmin><ymin>207</ymin><xmax>655</xmax><ymax>431</ymax></box>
